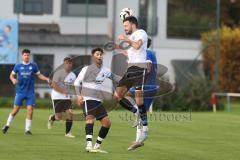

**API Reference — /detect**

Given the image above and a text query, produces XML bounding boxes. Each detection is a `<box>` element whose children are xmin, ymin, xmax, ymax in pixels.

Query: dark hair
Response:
<box><xmin>91</xmin><ymin>47</ymin><xmax>104</xmax><ymax>55</ymax></box>
<box><xmin>147</xmin><ymin>37</ymin><xmax>152</xmax><ymax>48</ymax></box>
<box><xmin>63</xmin><ymin>56</ymin><xmax>73</xmax><ymax>62</ymax></box>
<box><xmin>6</xmin><ymin>25</ymin><xmax>12</xmax><ymax>31</ymax></box>
<box><xmin>22</xmin><ymin>49</ymin><xmax>31</xmax><ymax>54</ymax></box>
<box><xmin>123</xmin><ymin>16</ymin><xmax>138</xmax><ymax>28</ymax></box>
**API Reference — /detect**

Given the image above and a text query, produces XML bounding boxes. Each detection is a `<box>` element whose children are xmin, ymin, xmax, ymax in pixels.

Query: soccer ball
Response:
<box><xmin>119</xmin><ymin>8</ymin><xmax>134</xmax><ymax>21</ymax></box>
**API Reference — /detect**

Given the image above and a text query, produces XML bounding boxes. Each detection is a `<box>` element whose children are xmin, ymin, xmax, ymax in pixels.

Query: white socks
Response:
<box><xmin>6</xmin><ymin>114</ymin><xmax>32</xmax><ymax>132</ymax></box>
<box><xmin>87</xmin><ymin>141</ymin><xmax>93</xmax><ymax>147</ymax></box>
<box><xmin>143</xmin><ymin>126</ymin><xmax>149</xmax><ymax>132</ymax></box>
<box><xmin>94</xmin><ymin>142</ymin><xmax>101</xmax><ymax>149</ymax></box>
<box><xmin>136</xmin><ymin>125</ymin><xmax>149</xmax><ymax>143</ymax></box>
<box><xmin>136</xmin><ymin>125</ymin><xmax>142</xmax><ymax>142</ymax></box>
<box><xmin>25</xmin><ymin>119</ymin><xmax>32</xmax><ymax>132</ymax></box>
<box><xmin>6</xmin><ymin>114</ymin><xmax>14</xmax><ymax>126</ymax></box>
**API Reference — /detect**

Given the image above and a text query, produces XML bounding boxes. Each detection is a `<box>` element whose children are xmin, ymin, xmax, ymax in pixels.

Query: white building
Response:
<box><xmin>0</xmin><ymin>0</ymin><xmax>202</xmax><ymax>97</ymax></box>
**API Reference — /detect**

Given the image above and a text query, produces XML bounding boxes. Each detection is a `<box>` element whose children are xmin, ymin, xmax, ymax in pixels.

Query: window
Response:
<box><xmin>167</xmin><ymin>0</ymin><xmax>216</xmax><ymax>39</ymax></box>
<box><xmin>138</xmin><ymin>0</ymin><xmax>158</xmax><ymax>36</ymax></box>
<box><xmin>70</xmin><ymin>55</ymin><xmax>91</xmax><ymax>75</ymax></box>
<box><xmin>62</xmin><ymin>0</ymin><xmax>107</xmax><ymax>17</ymax></box>
<box><xmin>23</xmin><ymin>0</ymin><xmax>43</xmax><ymax>14</ymax></box>
<box><xmin>33</xmin><ymin>54</ymin><xmax>54</xmax><ymax>83</ymax></box>
<box><xmin>14</xmin><ymin>0</ymin><xmax>53</xmax><ymax>15</ymax></box>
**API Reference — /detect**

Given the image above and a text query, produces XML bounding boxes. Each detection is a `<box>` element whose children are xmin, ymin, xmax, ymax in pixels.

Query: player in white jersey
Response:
<box><xmin>48</xmin><ymin>57</ymin><xmax>76</xmax><ymax>138</ymax></box>
<box><xmin>74</xmin><ymin>48</ymin><xmax>112</xmax><ymax>153</ymax></box>
<box><xmin>113</xmin><ymin>16</ymin><xmax>149</xmax><ymax>149</ymax></box>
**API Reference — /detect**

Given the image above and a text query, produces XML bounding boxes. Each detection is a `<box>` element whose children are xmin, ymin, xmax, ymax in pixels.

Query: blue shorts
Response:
<box><xmin>14</xmin><ymin>93</ymin><xmax>36</xmax><ymax>107</ymax></box>
<box><xmin>143</xmin><ymin>98</ymin><xmax>153</xmax><ymax>111</ymax></box>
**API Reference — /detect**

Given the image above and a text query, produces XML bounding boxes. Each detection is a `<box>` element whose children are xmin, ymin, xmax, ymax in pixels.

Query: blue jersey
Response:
<box><xmin>12</xmin><ymin>62</ymin><xmax>40</xmax><ymax>94</ymax></box>
<box><xmin>146</xmin><ymin>50</ymin><xmax>157</xmax><ymax>85</ymax></box>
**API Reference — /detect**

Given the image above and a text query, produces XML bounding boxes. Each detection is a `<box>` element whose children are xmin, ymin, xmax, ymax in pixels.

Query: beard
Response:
<box><xmin>125</xmin><ymin>30</ymin><xmax>132</xmax><ymax>35</ymax></box>
<box><xmin>97</xmin><ymin>59</ymin><xmax>102</xmax><ymax>65</ymax></box>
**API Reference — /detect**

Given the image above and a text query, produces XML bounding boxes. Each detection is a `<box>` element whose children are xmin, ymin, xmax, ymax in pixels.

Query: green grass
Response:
<box><xmin>0</xmin><ymin>107</ymin><xmax>240</xmax><ymax>160</ymax></box>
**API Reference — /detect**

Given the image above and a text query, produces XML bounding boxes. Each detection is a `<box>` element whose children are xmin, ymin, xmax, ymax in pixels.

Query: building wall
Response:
<box><xmin>0</xmin><ymin>0</ymin><xmax>202</xmax><ymax>97</ymax></box>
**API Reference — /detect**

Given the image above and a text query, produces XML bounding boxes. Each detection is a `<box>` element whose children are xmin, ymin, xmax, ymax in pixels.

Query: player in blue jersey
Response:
<box><xmin>2</xmin><ymin>49</ymin><xmax>50</xmax><ymax>135</ymax></box>
<box><xmin>127</xmin><ymin>37</ymin><xmax>158</xmax><ymax>150</ymax></box>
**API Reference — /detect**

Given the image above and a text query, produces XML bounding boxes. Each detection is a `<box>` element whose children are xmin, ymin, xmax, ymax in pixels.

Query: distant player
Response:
<box><xmin>127</xmin><ymin>37</ymin><xmax>158</xmax><ymax>150</ymax></box>
<box><xmin>48</xmin><ymin>57</ymin><xmax>76</xmax><ymax>138</ymax></box>
<box><xmin>2</xmin><ymin>49</ymin><xmax>49</xmax><ymax>135</ymax></box>
<box><xmin>74</xmin><ymin>48</ymin><xmax>113</xmax><ymax>153</ymax></box>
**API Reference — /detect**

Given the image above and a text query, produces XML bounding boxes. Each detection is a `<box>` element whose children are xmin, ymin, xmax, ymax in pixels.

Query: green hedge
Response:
<box><xmin>0</xmin><ymin>97</ymin><xmax>118</xmax><ymax>110</ymax></box>
<box><xmin>154</xmin><ymin>78</ymin><xmax>225</xmax><ymax>111</ymax></box>
<box><xmin>1</xmin><ymin>81</ymin><xmax>225</xmax><ymax>112</ymax></box>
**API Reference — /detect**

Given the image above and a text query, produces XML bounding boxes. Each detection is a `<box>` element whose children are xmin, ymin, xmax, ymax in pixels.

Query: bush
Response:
<box><xmin>0</xmin><ymin>97</ymin><xmax>13</xmax><ymax>107</ymax></box>
<box><xmin>0</xmin><ymin>97</ymin><xmax>117</xmax><ymax>111</ymax></box>
<box><xmin>201</xmin><ymin>26</ymin><xmax>240</xmax><ymax>92</ymax></box>
<box><xmin>154</xmin><ymin>78</ymin><xmax>225</xmax><ymax>111</ymax></box>
<box><xmin>35</xmin><ymin>98</ymin><xmax>52</xmax><ymax>109</ymax></box>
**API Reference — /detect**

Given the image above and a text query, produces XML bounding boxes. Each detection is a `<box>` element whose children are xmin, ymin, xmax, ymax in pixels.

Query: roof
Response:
<box><xmin>19</xmin><ymin>23</ymin><xmax>110</xmax><ymax>46</ymax></box>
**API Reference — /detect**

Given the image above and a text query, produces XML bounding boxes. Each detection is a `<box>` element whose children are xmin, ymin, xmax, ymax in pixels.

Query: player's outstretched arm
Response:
<box><xmin>37</xmin><ymin>74</ymin><xmax>50</xmax><ymax>83</ymax></box>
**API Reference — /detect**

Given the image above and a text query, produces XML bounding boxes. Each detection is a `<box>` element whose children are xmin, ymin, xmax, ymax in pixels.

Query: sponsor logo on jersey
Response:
<box><xmin>21</xmin><ymin>72</ymin><xmax>32</xmax><ymax>76</ymax></box>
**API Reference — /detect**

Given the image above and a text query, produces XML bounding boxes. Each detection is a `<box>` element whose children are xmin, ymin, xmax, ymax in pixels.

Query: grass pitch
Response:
<box><xmin>0</xmin><ymin>106</ymin><xmax>240</xmax><ymax>160</ymax></box>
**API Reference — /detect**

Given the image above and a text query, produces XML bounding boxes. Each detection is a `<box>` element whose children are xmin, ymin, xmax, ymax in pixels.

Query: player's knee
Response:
<box><xmin>86</xmin><ymin>116</ymin><xmax>95</xmax><ymax>124</ymax></box>
<box><xmin>113</xmin><ymin>93</ymin><xmax>121</xmax><ymax>101</ymax></box>
<box><xmin>11</xmin><ymin>108</ymin><xmax>20</xmax><ymax>116</ymax></box>
<box><xmin>65</xmin><ymin>112</ymin><xmax>73</xmax><ymax>120</ymax></box>
<box><xmin>101</xmin><ymin>117</ymin><xmax>111</xmax><ymax>128</ymax></box>
<box><xmin>135</xmin><ymin>99</ymin><xmax>143</xmax><ymax>106</ymax></box>
<box><xmin>55</xmin><ymin>114</ymin><xmax>62</xmax><ymax>120</ymax></box>
<box><xmin>114</xmin><ymin>90</ymin><xmax>126</xmax><ymax>101</ymax></box>
<box><xmin>103</xmin><ymin>119</ymin><xmax>111</xmax><ymax>128</ymax></box>
<box><xmin>86</xmin><ymin>119</ymin><xmax>94</xmax><ymax>124</ymax></box>
<box><xmin>27</xmin><ymin>108</ymin><xmax>34</xmax><ymax>115</ymax></box>
<box><xmin>106</xmin><ymin>120</ymin><xmax>111</xmax><ymax>128</ymax></box>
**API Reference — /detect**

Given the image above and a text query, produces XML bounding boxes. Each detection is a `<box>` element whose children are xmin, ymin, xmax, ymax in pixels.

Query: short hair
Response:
<box><xmin>123</xmin><ymin>16</ymin><xmax>138</xmax><ymax>27</ymax></box>
<box><xmin>91</xmin><ymin>47</ymin><xmax>104</xmax><ymax>55</ymax></box>
<box><xmin>147</xmin><ymin>37</ymin><xmax>152</xmax><ymax>48</ymax></box>
<box><xmin>63</xmin><ymin>56</ymin><xmax>73</xmax><ymax>62</ymax></box>
<box><xmin>6</xmin><ymin>25</ymin><xmax>12</xmax><ymax>31</ymax></box>
<box><xmin>22</xmin><ymin>49</ymin><xmax>31</xmax><ymax>54</ymax></box>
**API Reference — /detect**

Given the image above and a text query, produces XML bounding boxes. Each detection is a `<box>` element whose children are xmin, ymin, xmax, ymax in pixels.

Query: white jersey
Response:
<box><xmin>74</xmin><ymin>64</ymin><xmax>113</xmax><ymax>102</ymax></box>
<box><xmin>127</xmin><ymin>29</ymin><xmax>148</xmax><ymax>64</ymax></box>
<box><xmin>51</xmin><ymin>69</ymin><xmax>76</xmax><ymax>100</ymax></box>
